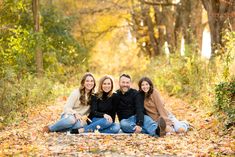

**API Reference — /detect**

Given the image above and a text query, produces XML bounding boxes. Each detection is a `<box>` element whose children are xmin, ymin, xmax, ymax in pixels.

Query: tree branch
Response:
<box><xmin>78</xmin><ymin>1</ymin><xmax>129</xmax><ymax>15</ymax></box>
<box><xmin>140</xmin><ymin>0</ymin><xmax>178</xmax><ymax>6</ymax></box>
<box><xmin>87</xmin><ymin>25</ymin><xmax>129</xmax><ymax>39</ymax></box>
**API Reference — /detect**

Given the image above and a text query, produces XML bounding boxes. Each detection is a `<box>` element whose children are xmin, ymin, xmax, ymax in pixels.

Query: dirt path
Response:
<box><xmin>0</xmin><ymin>95</ymin><xmax>234</xmax><ymax>156</ymax></box>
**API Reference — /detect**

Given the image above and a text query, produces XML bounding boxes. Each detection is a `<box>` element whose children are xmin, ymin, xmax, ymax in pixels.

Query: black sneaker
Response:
<box><xmin>155</xmin><ymin>117</ymin><xmax>166</xmax><ymax>137</ymax></box>
<box><xmin>70</xmin><ymin>129</ymin><xmax>79</xmax><ymax>134</ymax></box>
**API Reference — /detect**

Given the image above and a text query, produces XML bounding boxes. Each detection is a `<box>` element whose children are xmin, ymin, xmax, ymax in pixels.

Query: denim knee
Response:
<box><xmin>66</xmin><ymin>115</ymin><xmax>76</xmax><ymax>125</ymax></box>
<box><xmin>120</xmin><ymin>119</ymin><xmax>128</xmax><ymax>128</ymax></box>
<box><xmin>112</xmin><ymin>123</ymin><xmax>120</xmax><ymax>133</ymax></box>
<box><xmin>102</xmin><ymin>118</ymin><xmax>112</xmax><ymax>126</ymax></box>
<box><xmin>120</xmin><ymin>119</ymin><xmax>133</xmax><ymax>132</ymax></box>
<box><xmin>144</xmin><ymin>115</ymin><xmax>154</xmax><ymax>122</ymax></box>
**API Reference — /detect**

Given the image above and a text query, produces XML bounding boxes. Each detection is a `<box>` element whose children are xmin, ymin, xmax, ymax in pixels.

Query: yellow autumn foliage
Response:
<box><xmin>89</xmin><ymin>25</ymin><xmax>150</xmax><ymax>79</ymax></box>
<box><xmin>230</xmin><ymin>57</ymin><xmax>235</xmax><ymax>77</ymax></box>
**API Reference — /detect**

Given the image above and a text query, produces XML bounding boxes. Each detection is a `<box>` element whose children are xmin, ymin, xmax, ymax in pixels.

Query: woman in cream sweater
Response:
<box><xmin>43</xmin><ymin>73</ymin><xmax>96</xmax><ymax>133</ymax></box>
<box><xmin>138</xmin><ymin>77</ymin><xmax>189</xmax><ymax>134</ymax></box>
<box><xmin>71</xmin><ymin>75</ymin><xmax>120</xmax><ymax>134</ymax></box>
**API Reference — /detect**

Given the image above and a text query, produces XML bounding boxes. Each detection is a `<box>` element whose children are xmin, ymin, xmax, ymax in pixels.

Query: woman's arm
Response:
<box><xmin>63</xmin><ymin>89</ymin><xmax>80</xmax><ymax>114</ymax></box>
<box><xmin>135</xmin><ymin>91</ymin><xmax>144</xmax><ymax>127</ymax></box>
<box><xmin>152</xmin><ymin>89</ymin><xmax>169</xmax><ymax>120</ymax></box>
<box><xmin>111</xmin><ymin>93</ymin><xmax>119</xmax><ymax>122</ymax></box>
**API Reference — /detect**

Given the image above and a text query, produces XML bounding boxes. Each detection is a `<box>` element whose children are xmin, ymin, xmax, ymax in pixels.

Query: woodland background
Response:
<box><xmin>0</xmin><ymin>0</ymin><xmax>234</xmax><ymax>156</ymax></box>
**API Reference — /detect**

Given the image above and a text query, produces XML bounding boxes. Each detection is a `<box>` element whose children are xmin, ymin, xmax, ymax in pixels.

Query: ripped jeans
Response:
<box><xmin>49</xmin><ymin>114</ymin><xmax>86</xmax><ymax>132</ymax></box>
<box><xmin>168</xmin><ymin>113</ymin><xmax>189</xmax><ymax>132</ymax></box>
<box><xmin>84</xmin><ymin>117</ymin><xmax>120</xmax><ymax>134</ymax></box>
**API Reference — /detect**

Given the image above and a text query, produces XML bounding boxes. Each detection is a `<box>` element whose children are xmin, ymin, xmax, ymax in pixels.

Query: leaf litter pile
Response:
<box><xmin>0</xmin><ymin>95</ymin><xmax>234</xmax><ymax>156</ymax></box>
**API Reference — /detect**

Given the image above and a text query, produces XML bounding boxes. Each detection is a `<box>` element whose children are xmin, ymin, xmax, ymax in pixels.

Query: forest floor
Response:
<box><xmin>0</xmin><ymin>94</ymin><xmax>234</xmax><ymax>156</ymax></box>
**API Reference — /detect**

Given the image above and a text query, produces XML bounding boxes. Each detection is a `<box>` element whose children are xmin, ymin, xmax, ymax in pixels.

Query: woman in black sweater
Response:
<box><xmin>71</xmin><ymin>75</ymin><xmax>120</xmax><ymax>134</ymax></box>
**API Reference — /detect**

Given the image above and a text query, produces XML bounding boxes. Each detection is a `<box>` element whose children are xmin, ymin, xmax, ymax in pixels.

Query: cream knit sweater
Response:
<box><xmin>63</xmin><ymin>89</ymin><xmax>90</xmax><ymax>116</ymax></box>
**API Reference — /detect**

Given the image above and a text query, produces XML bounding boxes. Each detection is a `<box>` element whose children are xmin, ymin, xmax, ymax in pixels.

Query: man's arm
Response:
<box><xmin>134</xmin><ymin>92</ymin><xmax>144</xmax><ymax>127</ymax></box>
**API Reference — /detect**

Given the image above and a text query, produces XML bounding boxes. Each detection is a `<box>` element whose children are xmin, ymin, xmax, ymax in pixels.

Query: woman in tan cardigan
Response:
<box><xmin>43</xmin><ymin>73</ymin><xmax>96</xmax><ymax>133</ymax></box>
<box><xmin>138</xmin><ymin>77</ymin><xmax>189</xmax><ymax>133</ymax></box>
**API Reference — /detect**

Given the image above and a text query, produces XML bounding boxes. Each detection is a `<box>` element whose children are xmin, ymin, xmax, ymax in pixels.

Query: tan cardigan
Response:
<box><xmin>144</xmin><ymin>89</ymin><xmax>173</xmax><ymax>126</ymax></box>
<box><xmin>63</xmin><ymin>89</ymin><xmax>90</xmax><ymax>116</ymax></box>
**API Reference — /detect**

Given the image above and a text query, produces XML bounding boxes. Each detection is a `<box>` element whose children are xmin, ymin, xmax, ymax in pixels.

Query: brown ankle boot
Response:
<box><xmin>42</xmin><ymin>125</ymin><xmax>50</xmax><ymax>133</ymax></box>
<box><xmin>156</xmin><ymin>117</ymin><xmax>166</xmax><ymax>137</ymax></box>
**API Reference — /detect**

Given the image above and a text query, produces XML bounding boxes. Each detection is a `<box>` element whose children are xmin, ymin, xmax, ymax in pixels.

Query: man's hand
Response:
<box><xmin>134</xmin><ymin>125</ymin><xmax>142</xmax><ymax>133</ymax></box>
<box><xmin>104</xmin><ymin>114</ymin><xmax>113</xmax><ymax>123</ymax></box>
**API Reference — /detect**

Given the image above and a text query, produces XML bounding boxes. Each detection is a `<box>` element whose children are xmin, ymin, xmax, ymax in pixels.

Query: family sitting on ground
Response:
<box><xmin>43</xmin><ymin>73</ymin><xmax>189</xmax><ymax>137</ymax></box>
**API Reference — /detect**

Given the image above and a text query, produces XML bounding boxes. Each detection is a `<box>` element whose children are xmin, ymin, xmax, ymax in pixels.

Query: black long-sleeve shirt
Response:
<box><xmin>89</xmin><ymin>92</ymin><xmax>119</xmax><ymax>122</ymax></box>
<box><xmin>116</xmin><ymin>88</ymin><xmax>144</xmax><ymax>126</ymax></box>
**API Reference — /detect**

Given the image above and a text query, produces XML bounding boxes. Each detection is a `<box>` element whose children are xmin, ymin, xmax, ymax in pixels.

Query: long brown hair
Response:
<box><xmin>79</xmin><ymin>73</ymin><xmax>96</xmax><ymax>106</ymax></box>
<box><xmin>97</xmin><ymin>75</ymin><xmax>114</xmax><ymax>99</ymax></box>
<box><xmin>138</xmin><ymin>77</ymin><xmax>154</xmax><ymax>98</ymax></box>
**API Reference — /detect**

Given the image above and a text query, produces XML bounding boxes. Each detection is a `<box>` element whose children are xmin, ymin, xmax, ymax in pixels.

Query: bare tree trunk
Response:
<box><xmin>163</xmin><ymin>6</ymin><xmax>176</xmax><ymax>53</ymax></box>
<box><xmin>202</xmin><ymin>0</ymin><xmax>235</xmax><ymax>56</ymax></box>
<box><xmin>174</xmin><ymin>0</ymin><xmax>189</xmax><ymax>53</ymax></box>
<box><xmin>153</xmin><ymin>6</ymin><xmax>166</xmax><ymax>55</ymax></box>
<box><xmin>175</xmin><ymin>0</ymin><xmax>203</xmax><ymax>54</ymax></box>
<box><xmin>191</xmin><ymin>0</ymin><xmax>203</xmax><ymax>51</ymax></box>
<box><xmin>130</xmin><ymin>5</ymin><xmax>147</xmax><ymax>55</ymax></box>
<box><xmin>229</xmin><ymin>0</ymin><xmax>235</xmax><ymax>31</ymax></box>
<box><xmin>32</xmin><ymin>0</ymin><xmax>43</xmax><ymax>77</ymax></box>
<box><xmin>153</xmin><ymin>0</ymin><xmax>176</xmax><ymax>54</ymax></box>
<box><xmin>141</xmin><ymin>4</ymin><xmax>159</xmax><ymax>57</ymax></box>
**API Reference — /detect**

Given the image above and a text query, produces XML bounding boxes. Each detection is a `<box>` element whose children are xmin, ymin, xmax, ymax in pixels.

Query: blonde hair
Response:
<box><xmin>97</xmin><ymin>75</ymin><xmax>114</xmax><ymax>99</ymax></box>
<box><xmin>79</xmin><ymin>72</ymin><xmax>96</xmax><ymax>106</ymax></box>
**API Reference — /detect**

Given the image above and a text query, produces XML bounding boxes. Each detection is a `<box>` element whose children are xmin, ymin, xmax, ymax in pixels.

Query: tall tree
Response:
<box><xmin>141</xmin><ymin>3</ymin><xmax>159</xmax><ymax>56</ymax></box>
<box><xmin>153</xmin><ymin>5</ymin><xmax>165</xmax><ymax>55</ymax></box>
<box><xmin>130</xmin><ymin>0</ymin><xmax>152</xmax><ymax>56</ymax></box>
<box><xmin>154</xmin><ymin>2</ymin><xmax>176</xmax><ymax>54</ymax></box>
<box><xmin>32</xmin><ymin>0</ymin><xmax>43</xmax><ymax>77</ymax></box>
<box><xmin>175</xmin><ymin>0</ymin><xmax>203</xmax><ymax>53</ymax></box>
<box><xmin>202</xmin><ymin>0</ymin><xmax>235</xmax><ymax>56</ymax></box>
<box><xmin>131</xmin><ymin>0</ymin><xmax>178</xmax><ymax>56</ymax></box>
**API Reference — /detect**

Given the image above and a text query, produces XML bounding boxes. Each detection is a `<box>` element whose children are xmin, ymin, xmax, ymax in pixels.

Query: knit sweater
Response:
<box><xmin>63</xmin><ymin>89</ymin><xmax>90</xmax><ymax>116</ymax></box>
<box><xmin>89</xmin><ymin>92</ymin><xmax>119</xmax><ymax>121</ymax></box>
<box><xmin>116</xmin><ymin>88</ymin><xmax>144</xmax><ymax>126</ymax></box>
<box><xmin>144</xmin><ymin>89</ymin><xmax>173</xmax><ymax>126</ymax></box>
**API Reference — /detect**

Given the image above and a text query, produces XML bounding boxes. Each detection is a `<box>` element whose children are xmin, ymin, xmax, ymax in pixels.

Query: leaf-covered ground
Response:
<box><xmin>0</xmin><ymin>95</ymin><xmax>234</xmax><ymax>156</ymax></box>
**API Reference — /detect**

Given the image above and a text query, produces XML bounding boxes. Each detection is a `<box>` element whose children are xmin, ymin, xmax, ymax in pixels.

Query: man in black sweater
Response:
<box><xmin>116</xmin><ymin>74</ymin><xmax>166</xmax><ymax>136</ymax></box>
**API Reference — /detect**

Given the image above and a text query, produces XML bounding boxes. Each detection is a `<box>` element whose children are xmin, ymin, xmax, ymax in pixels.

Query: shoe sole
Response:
<box><xmin>158</xmin><ymin>117</ymin><xmax>166</xmax><ymax>137</ymax></box>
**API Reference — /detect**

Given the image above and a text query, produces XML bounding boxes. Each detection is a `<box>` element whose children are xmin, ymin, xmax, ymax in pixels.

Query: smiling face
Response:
<box><xmin>84</xmin><ymin>76</ymin><xmax>95</xmax><ymax>92</ymax></box>
<box><xmin>119</xmin><ymin>76</ymin><xmax>131</xmax><ymax>93</ymax></box>
<box><xmin>102</xmin><ymin>78</ymin><xmax>112</xmax><ymax>93</ymax></box>
<box><xmin>141</xmin><ymin>81</ymin><xmax>150</xmax><ymax>93</ymax></box>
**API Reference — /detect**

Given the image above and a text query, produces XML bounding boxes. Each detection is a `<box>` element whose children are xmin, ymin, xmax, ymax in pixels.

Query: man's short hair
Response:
<box><xmin>119</xmin><ymin>74</ymin><xmax>131</xmax><ymax>80</ymax></box>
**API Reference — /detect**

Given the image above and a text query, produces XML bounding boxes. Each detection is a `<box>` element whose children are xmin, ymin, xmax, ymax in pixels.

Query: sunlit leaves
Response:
<box><xmin>89</xmin><ymin>28</ymin><xmax>150</xmax><ymax>77</ymax></box>
<box><xmin>0</xmin><ymin>94</ymin><xmax>234</xmax><ymax>156</ymax></box>
<box><xmin>0</xmin><ymin>0</ymin><xmax>86</xmax><ymax>78</ymax></box>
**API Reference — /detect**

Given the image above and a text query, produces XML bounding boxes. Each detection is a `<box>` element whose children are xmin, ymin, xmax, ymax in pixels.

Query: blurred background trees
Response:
<box><xmin>0</xmin><ymin>0</ymin><xmax>234</xmax><ymax>127</ymax></box>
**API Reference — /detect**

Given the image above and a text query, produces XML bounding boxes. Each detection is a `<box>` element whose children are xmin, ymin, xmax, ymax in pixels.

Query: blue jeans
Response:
<box><xmin>120</xmin><ymin>115</ymin><xmax>158</xmax><ymax>136</ymax></box>
<box><xmin>168</xmin><ymin>113</ymin><xmax>189</xmax><ymax>132</ymax></box>
<box><xmin>84</xmin><ymin>117</ymin><xmax>120</xmax><ymax>134</ymax></box>
<box><xmin>49</xmin><ymin>114</ymin><xmax>85</xmax><ymax>132</ymax></box>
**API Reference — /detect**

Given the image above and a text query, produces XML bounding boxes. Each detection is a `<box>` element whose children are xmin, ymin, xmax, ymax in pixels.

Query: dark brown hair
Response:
<box><xmin>119</xmin><ymin>74</ymin><xmax>131</xmax><ymax>81</ymax></box>
<box><xmin>138</xmin><ymin>77</ymin><xmax>154</xmax><ymax>98</ymax></box>
<box><xmin>79</xmin><ymin>73</ymin><xmax>96</xmax><ymax>106</ymax></box>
